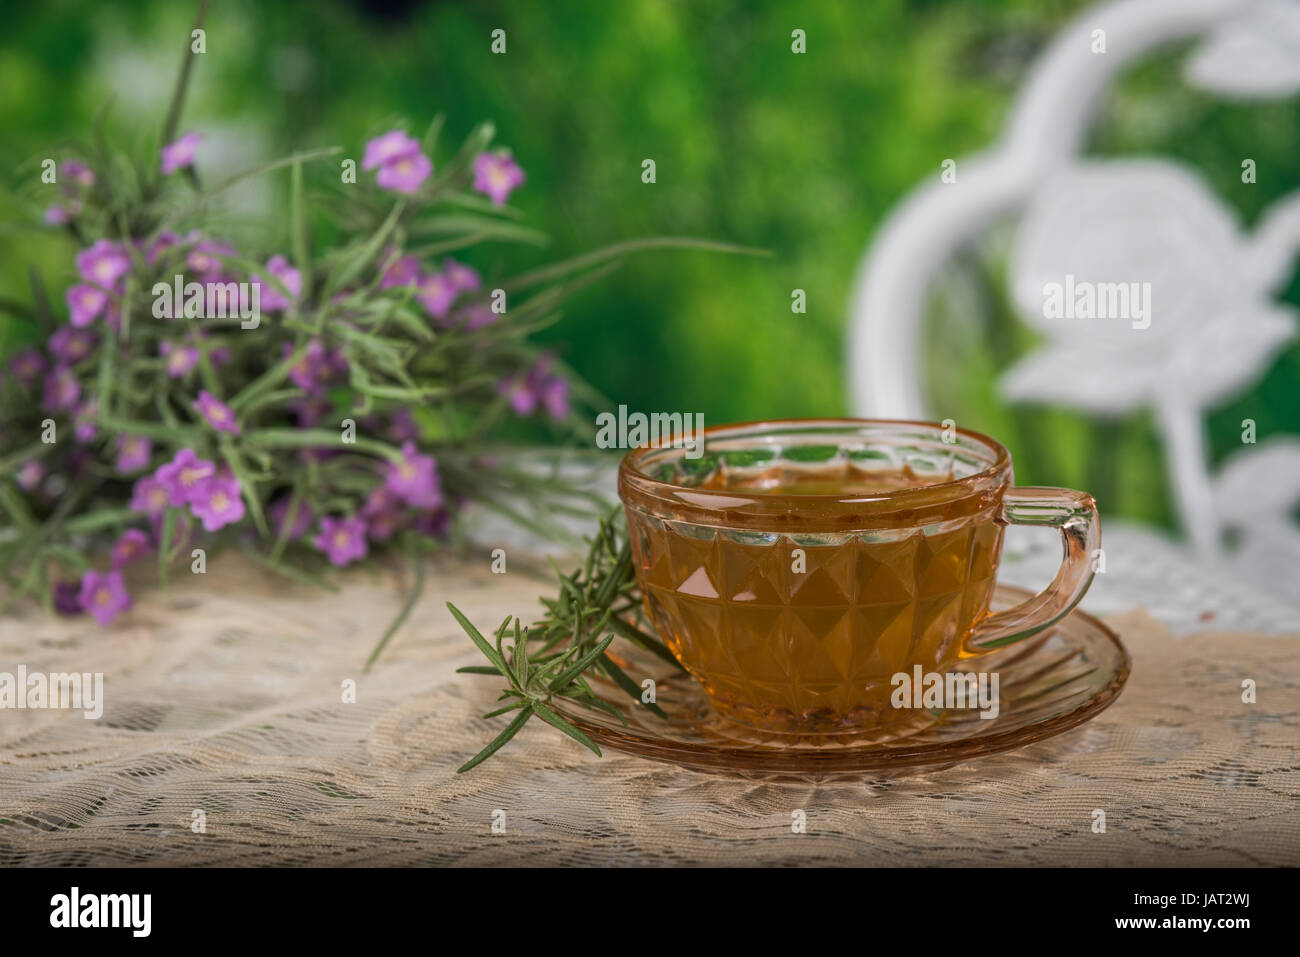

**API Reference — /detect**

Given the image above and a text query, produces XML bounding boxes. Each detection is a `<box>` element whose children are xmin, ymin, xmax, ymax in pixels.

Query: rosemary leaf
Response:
<box><xmin>449</xmin><ymin>506</ymin><xmax>684</xmax><ymax>770</ymax></box>
<box><xmin>531</xmin><ymin>701</ymin><xmax>601</xmax><ymax>757</ymax></box>
<box><xmin>457</xmin><ymin>706</ymin><xmax>533</xmax><ymax>774</ymax></box>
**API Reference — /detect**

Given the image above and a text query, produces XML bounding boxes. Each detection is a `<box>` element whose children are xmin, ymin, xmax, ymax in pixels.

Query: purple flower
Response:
<box><xmin>115</xmin><ymin>435</ymin><xmax>152</xmax><ymax>474</ymax></box>
<box><xmin>160</xmin><ymin>341</ymin><xmax>201</xmax><ymax>378</ymax></box>
<box><xmin>500</xmin><ymin>373</ymin><xmax>537</xmax><ymax>416</ymax></box>
<box><xmin>253</xmin><ymin>254</ymin><xmax>301</xmax><ymax>311</ymax></box>
<box><xmin>379</xmin><ymin>254</ymin><xmax>422</xmax><ymax>289</ymax></box>
<box><xmin>416</xmin><ymin>271</ymin><xmax>458</xmax><ymax>319</ymax></box>
<box><xmin>284</xmin><ymin>339</ymin><xmax>346</xmax><ymax>395</ymax></box>
<box><xmin>472</xmin><ymin>151</ymin><xmax>525</xmax><ymax>206</ymax></box>
<box><xmin>185</xmin><ymin>236</ymin><xmax>238</xmax><ymax>280</ymax></box>
<box><xmin>155</xmin><ymin>449</ymin><xmax>217</xmax><ymax>507</ymax></box>
<box><xmin>44</xmin><ymin>205</ymin><xmax>71</xmax><ymax>225</ymax></box>
<box><xmin>194</xmin><ymin>390</ymin><xmax>240</xmax><ymax>435</ymax></box>
<box><xmin>541</xmin><ymin>375</ymin><xmax>570</xmax><ymax>421</ymax></box>
<box><xmin>314</xmin><ymin>515</ymin><xmax>369</xmax><ymax>566</ymax></box>
<box><xmin>66</xmin><ymin>284</ymin><xmax>108</xmax><ymax>327</ymax></box>
<box><xmin>285</xmin><ymin>343</ymin><xmax>322</xmax><ymax>392</ymax></box>
<box><xmin>443</xmin><ymin>259</ymin><xmax>481</xmax><ymax>292</ymax></box>
<box><xmin>42</xmin><ymin>366</ymin><xmax>81</xmax><ymax>412</ymax></box>
<box><xmin>413</xmin><ymin>505</ymin><xmax>454</xmax><ymax>539</ymax></box>
<box><xmin>188</xmin><ymin>471</ymin><xmax>246</xmax><ymax>532</ymax></box>
<box><xmin>269</xmin><ymin>498</ymin><xmax>314</xmax><ymax>540</ymax></box>
<box><xmin>361</xmin><ymin>486</ymin><xmax>406</xmax><ymax>542</ymax></box>
<box><xmin>376</xmin><ymin>151</ymin><xmax>433</xmax><ymax>194</ymax></box>
<box><xmin>48</xmin><ymin>326</ymin><xmax>97</xmax><ymax>364</ymax></box>
<box><xmin>146</xmin><ymin>230</ymin><xmax>181</xmax><ymax>266</ymax></box>
<box><xmin>182</xmin><ymin>234</ymin><xmax>235</xmax><ymax>278</ymax></box>
<box><xmin>9</xmin><ymin>348</ymin><xmax>46</xmax><ymax>386</ymax></box>
<box><xmin>78</xmin><ymin>570</ymin><xmax>131</xmax><ymax>626</ymax></box>
<box><xmin>64</xmin><ymin>160</ymin><xmax>96</xmax><ymax>186</ymax></box>
<box><xmin>384</xmin><ymin>441</ymin><xmax>442</xmax><ymax>509</ymax></box>
<box><xmin>53</xmin><ymin>580</ymin><xmax>83</xmax><ymax>616</ymax></box>
<box><xmin>499</xmin><ymin>353</ymin><xmax>570</xmax><ymax>421</ymax></box>
<box><xmin>73</xmin><ymin>400</ymin><xmax>98</xmax><ymax>442</ymax></box>
<box><xmin>76</xmin><ymin>239</ymin><xmax>130</xmax><ymax>289</ymax></box>
<box><xmin>16</xmin><ymin>460</ymin><xmax>45</xmax><ymax>492</ymax></box>
<box><xmin>129</xmin><ymin>474</ymin><xmax>172</xmax><ymax>517</ymax></box>
<box><xmin>362</xmin><ymin>131</ymin><xmax>421</xmax><ymax>171</ymax></box>
<box><xmin>161</xmin><ymin>131</ymin><xmax>201</xmax><ymax>176</ymax></box>
<box><xmin>110</xmin><ymin>529</ymin><xmax>152</xmax><ymax>569</ymax></box>
<box><xmin>386</xmin><ymin>408</ymin><xmax>421</xmax><ymax>442</ymax></box>
<box><xmin>460</xmin><ymin>304</ymin><xmax>498</xmax><ymax>331</ymax></box>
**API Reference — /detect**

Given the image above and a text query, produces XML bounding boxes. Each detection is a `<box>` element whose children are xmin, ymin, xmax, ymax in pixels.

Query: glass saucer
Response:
<box><xmin>550</xmin><ymin>584</ymin><xmax>1131</xmax><ymax>781</ymax></box>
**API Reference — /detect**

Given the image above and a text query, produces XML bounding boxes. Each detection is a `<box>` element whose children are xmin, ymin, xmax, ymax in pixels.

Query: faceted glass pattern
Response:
<box><xmin>627</xmin><ymin>510</ymin><xmax>1004</xmax><ymax>734</ymax></box>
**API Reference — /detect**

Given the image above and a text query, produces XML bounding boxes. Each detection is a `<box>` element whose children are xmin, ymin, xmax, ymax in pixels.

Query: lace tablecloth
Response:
<box><xmin>1</xmin><ymin>540</ymin><xmax>1297</xmax><ymax>867</ymax></box>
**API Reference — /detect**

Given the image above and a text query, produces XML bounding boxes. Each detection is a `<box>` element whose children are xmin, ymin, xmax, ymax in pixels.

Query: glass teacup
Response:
<box><xmin>618</xmin><ymin>419</ymin><xmax>1100</xmax><ymax>736</ymax></box>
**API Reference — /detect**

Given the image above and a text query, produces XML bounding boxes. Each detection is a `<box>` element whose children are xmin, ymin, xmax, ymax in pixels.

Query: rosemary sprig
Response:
<box><xmin>450</xmin><ymin>507</ymin><xmax>681</xmax><ymax>772</ymax></box>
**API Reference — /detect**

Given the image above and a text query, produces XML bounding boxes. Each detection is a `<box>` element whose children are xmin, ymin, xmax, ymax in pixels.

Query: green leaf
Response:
<box><xmin>220</xmin><ymin>440</ymin><xmax>269</xmax><ymax>538</ymax></box>
<box><xmin>153</xmin><ymin>147</ymin><xmax>343</xmax><ymax>235</ymax></box>
<box><xmin>607</xmin><ymin>614</ymin><xmax>683</xmax><ymax>669</ymax></box>
<box><xmin>482</xmin><ymin>699</ymin><xmax>527</xmax><ymax>720</ymax></box>
<box><xmin>322</xmin><ymin>198</ymin><xmax>405</xmax><ymax>301</ymax></box>
<box><xmin>158</xmin><ymin>507</ymin><xmax>177</xmax><ymax>586</ymax></box>
<box><xmin>159</xmin><ymin>0</ymin><xmax>210</xmax><ymax>151</ymax></box>
<box><xmin>410</xmin><ymin>214</ymin><xmax>547</xmax><ymax>246</ymax></box>
<box><xmin>531</xmin><ymin>701</ymin><xmax>601</xmax><ymax>757</ymax></box>
<box><xmin>28</xmin><ymin>266</ymin><xmax>56</xmax><ymax>331</ymax></box>
<box><xmin>61</xmin><ymin>508</ymin><xmax>133</xmax><ymax>535</ymax></box>
<box><xmin>447</xmin><ymin>602</ymin><xmax>511</xmax><ymax>675</ymax></box>
<box><xmin>548</xmin><ymin>632</ymin><xmax>615</xmax><ymax>693</ymax></box>
<box><xmin>0</xmin><ymin>483</ymin><xmax>38</xmax><ymax>533</ymax></box>
<box><xmin>421</xmin><ymin>113</ymin><xmax>446</xmax><ymax>156</ymax></box>
<box><xmin>0</xmin><ymin>443</ymin><xmax>52</xmax><ymax>477</ymax></box>
<box><xmin>244</xmin><ymin>427</ymin><xmax>403</xmax><ymax>462</ymax></box>
<box><xmin>363</xmin><ymin>535</ymin><xmax>425</xmax><ymax>673</ymax></box>
<box><xmin>98</xmin><ymin>416</ymin><xmax>203</xmax><ymax>444</ymax></box>
<box><xmin>229</xmin><ymin>343</ymin><xmax>308</xmax><ymax>412</ymax></box>
<box><xmin>290</xmin><ymin>158</ymin><xmax>311</xmax><ymax>303</ymax></box>
<box><xmin>598</xmin><ymin>651</ymin><xmax>666</xmax><ymax>718</ymax></box>
<box><xmin>503</xmin><ymin>236</ymin><xmax>770</xmax><ymax>293</ymax></box>
<box><xmin>0</xmin><ymin>297</ymin><xmax>35</xmax><ymax>321</ymax></box>
<box><xmin>512</xmin><ymin>617</ymin><xmax>529</xmax><ymax>686</ymax></box>
<box><xmin>433</xmin><ymin>121</ymin><xmax>495</xmax><ymax>189</ymax></box>
<box><xmin>457</xmin><ymin>706</ymin><xmax>533</xmax><ymax>774</ymax></box>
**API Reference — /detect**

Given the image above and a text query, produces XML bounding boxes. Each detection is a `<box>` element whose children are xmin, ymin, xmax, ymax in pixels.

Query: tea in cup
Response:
<box><xmin>618</xmin><ymin>419</ymin><xmax>1099</xmax><ymax>735</ymax></box>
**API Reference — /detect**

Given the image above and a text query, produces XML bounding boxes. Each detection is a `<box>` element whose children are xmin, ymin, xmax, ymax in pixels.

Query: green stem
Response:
<box><xmin>363</xmin><ymin>535</ymin><xmax>425</xmax><ymax>672</ymax></box>
<box><xmin>161</xmin><ymin>0</ymin><xmax>209</xmax><ymax>146</ymax></box>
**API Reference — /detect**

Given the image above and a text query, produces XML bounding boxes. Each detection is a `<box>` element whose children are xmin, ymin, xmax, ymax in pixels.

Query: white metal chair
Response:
<box><xmin>848</xmin><ymin>0</ymin><xmax>1300</xmax><ymax>607</ymax></box>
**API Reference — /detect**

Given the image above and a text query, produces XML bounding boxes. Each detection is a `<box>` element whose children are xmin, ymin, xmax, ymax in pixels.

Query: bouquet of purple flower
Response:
<box><xmin>0</xmin><ymin>21</ymin><xmax>752</xmax><ymax>663</ymax></box>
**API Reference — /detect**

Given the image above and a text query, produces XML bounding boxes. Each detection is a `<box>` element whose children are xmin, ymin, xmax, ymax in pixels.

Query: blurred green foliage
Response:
<box><xmin>2</xmin><ymin>0</ymin><xmax>1297</xmax><ymax>532</ymax></box>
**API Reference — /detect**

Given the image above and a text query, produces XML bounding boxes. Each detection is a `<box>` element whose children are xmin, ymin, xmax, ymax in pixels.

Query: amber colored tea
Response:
<box><xmin>628</xmin><ymin>463</ymin><xmax>1004</xmax><ymax>734</ymax></box>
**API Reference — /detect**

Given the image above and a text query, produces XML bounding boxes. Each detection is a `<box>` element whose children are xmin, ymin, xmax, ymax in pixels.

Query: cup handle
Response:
<box><xmin>966</xmin><ymin>486</ymin><xmax>1101</xmax><ymax>652</ymax></box>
